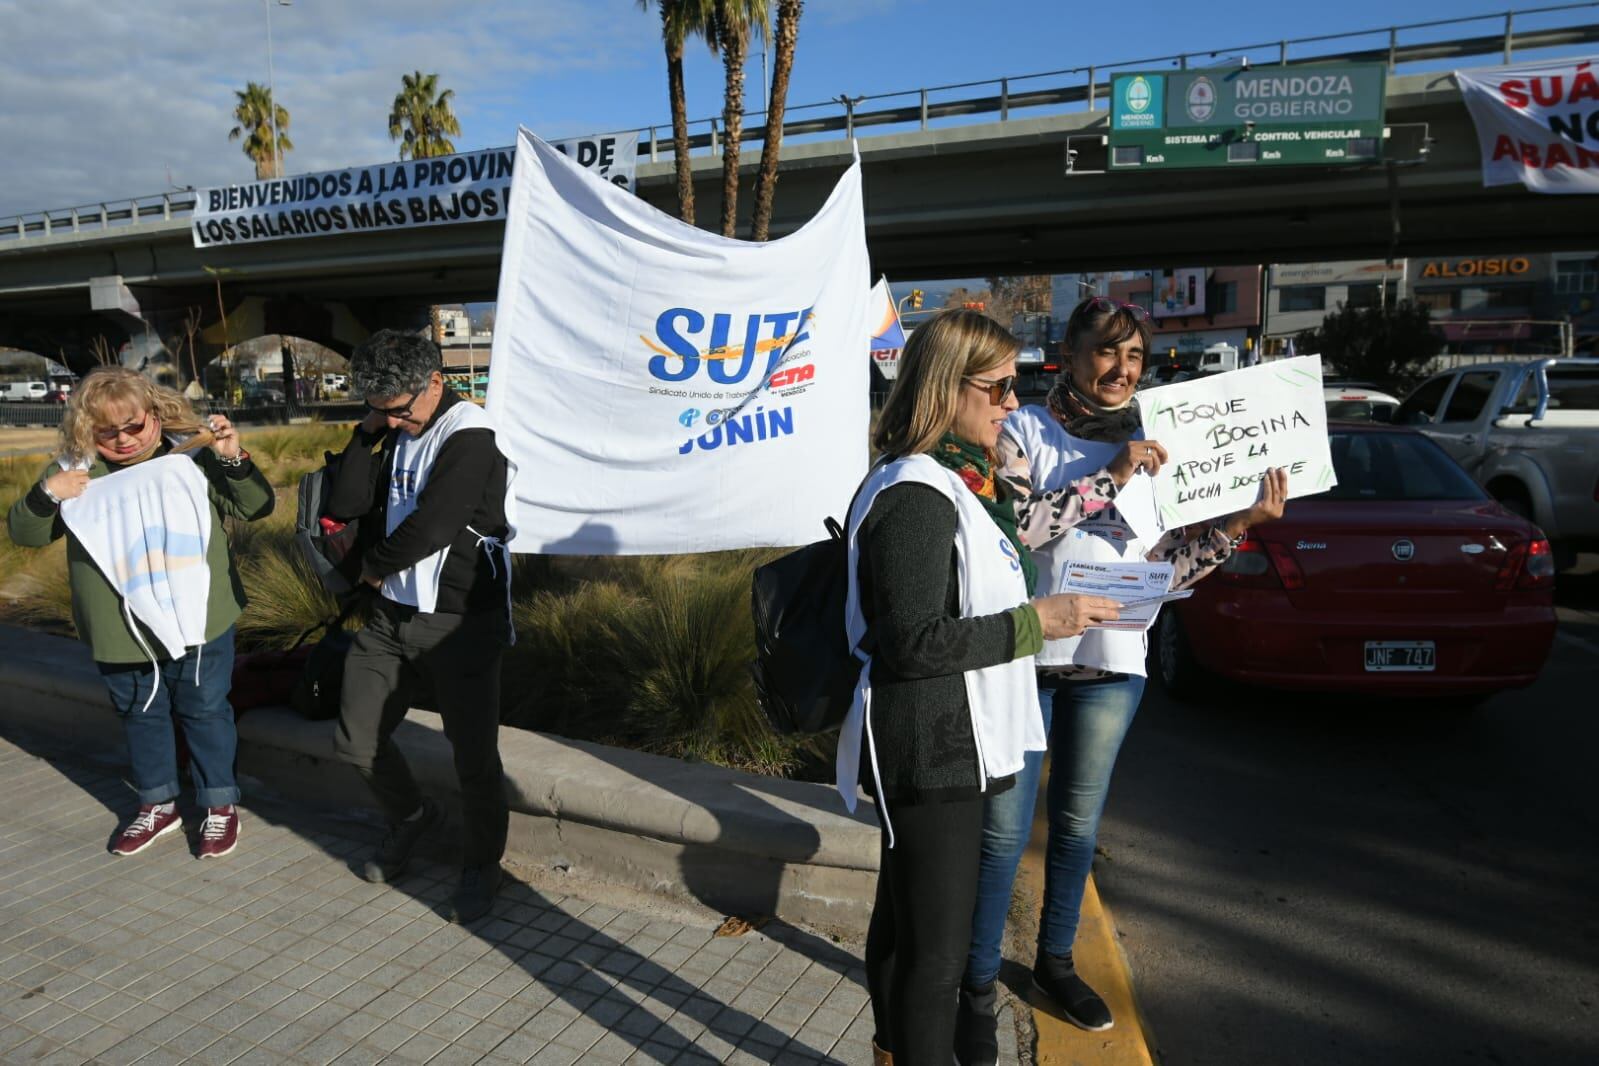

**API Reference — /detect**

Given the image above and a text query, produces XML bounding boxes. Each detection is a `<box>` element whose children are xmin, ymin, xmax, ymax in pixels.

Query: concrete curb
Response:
<box><xmin>0</xmin><ymin>624</ymin><xmax>881</xmax><ymax>935</ymax></box>
<box><xmin>1009</xmin><ymin>768</ymin><xmax>1157</xmax><ymax>1066</ymax></box>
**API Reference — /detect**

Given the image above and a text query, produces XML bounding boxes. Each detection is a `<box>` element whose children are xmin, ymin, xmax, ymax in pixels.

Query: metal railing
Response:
<box><xmin>3</xmin><ymin>3</ymin><xmax>1597</xmax><ymax>243</ymax></box>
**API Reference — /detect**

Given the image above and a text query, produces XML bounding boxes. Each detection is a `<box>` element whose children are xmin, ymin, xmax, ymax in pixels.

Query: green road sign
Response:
<box><xmin>1109</xmin><ymin>63</ymin><xmax>1388</xmax><ymax>169</ymax></box>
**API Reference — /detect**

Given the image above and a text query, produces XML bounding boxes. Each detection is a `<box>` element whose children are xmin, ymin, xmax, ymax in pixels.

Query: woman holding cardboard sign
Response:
<box><xmin>840</xmin><ymin>308</ymin><xmax>1124</xmax><ymax>1066</ymax></box>
<box><xmin>954</xmin><ymin>297</ymin><xmax>1285</xmax><ymax>1061</ymax></box>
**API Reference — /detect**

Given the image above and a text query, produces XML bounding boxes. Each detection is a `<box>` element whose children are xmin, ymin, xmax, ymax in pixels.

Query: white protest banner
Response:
<box><xmin>1139</xmin><ymin>355</ymin><xmax>1336</xmax><ymax>530</ymax></box>
<box><xmin>550</xmin><ymin>131</ymin><xmax>641</xmax><ymax>194</ymax></box>
<box><xmin>487</xmin><ymin>128</ymin><xmax>871</xmax><ymax>555</ymax></box>
<box><xmin>1456</xmin><ymin>57</ymin><xmax>1599</xmax><ymax>195</ymax></box>
<box><xmin>192</xmin><ymin>147</ymin><xmax>516</xmax><ymax>247</ymax></box>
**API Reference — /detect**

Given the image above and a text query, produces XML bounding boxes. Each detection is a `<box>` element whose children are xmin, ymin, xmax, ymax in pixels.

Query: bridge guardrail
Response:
<box><xmin>3</xmin><ymin>2</ymin><xmax>1598</xmax><ymax>243</ymax></box>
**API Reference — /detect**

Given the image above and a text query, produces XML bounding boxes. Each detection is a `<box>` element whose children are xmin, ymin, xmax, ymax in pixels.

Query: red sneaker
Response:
<box><xmin>197</xmin><ymin>806</ymin><xmax>239</xmax><ymax>859</ymax></box>
<box><xmin>111</xmin><ymin>804</ymin><xmax>182</xmax><ymax>856</ymax></box>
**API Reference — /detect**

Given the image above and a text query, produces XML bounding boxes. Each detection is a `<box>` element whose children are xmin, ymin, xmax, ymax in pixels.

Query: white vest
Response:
<box><xmin>60</xmin><ymin>453</ymin><xmax>213</xmax><ymax>665</ymax></box>
<box><xmin>836</xmin><ymin>454</ymin><xmax>1044</xmax><ymax>845</ymax></box>
<box><xmin>1006</xmin><ymin>405</ymin><xmax>1159</xmax><ymax>676</ymax></box>
<box><xmin>382</xmin><ymin>400</ymin><xmax>519</xmax><ymax>616</ymax></box>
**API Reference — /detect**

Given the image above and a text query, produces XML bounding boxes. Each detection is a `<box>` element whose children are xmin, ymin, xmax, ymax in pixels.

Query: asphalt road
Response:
<box><xmin>1096</xmin><ymin>558</ymin><xmax>1599</xmax><ymax>1066</ymax></box>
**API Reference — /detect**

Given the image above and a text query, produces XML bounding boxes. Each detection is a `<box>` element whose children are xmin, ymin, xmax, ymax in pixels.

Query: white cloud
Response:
<box><xmin>0</xmin><ymin>0</ymin><xmax>660</xmax><ymax>217</ymax></box>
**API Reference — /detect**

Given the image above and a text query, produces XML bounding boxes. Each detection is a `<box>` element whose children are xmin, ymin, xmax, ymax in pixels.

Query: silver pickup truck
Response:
<box><xmin>1394</xmin><ymin>358</ymin><xmax>1599</xmax><ymax>561</ymax></box>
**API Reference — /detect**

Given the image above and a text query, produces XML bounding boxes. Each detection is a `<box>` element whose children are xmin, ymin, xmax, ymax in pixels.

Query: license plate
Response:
<box><xmin>1364</xmin><ymin>641</ymin><xmax>1436</xmax><ymax>672</ymax></box>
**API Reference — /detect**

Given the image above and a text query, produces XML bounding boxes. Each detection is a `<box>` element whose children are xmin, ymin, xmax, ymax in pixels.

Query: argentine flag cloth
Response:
<box><xmin>59</xmin><ymin>454</ymin><xmax>213</xmax><ymax>662</ymax></box>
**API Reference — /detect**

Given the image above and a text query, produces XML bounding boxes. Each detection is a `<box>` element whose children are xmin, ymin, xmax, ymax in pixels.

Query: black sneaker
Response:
<box><xmin>358</xmin><ymin>799</ymin><xmax>439</xmax><ymax>884</ymax></box>
<box><xmin>954</xmin><ymin>981</ymin><xmax>1000</xmax><ymax>1066</ymax></box>
<box><xmin>1032</xmin><ymin>950</ymin><xmax>1113</xmax><ymax>1032</ymax></box>
<box><xmin>447</xmin><ymin>862</ymin><xmax>502</xmax><ymax>924</ymax></box>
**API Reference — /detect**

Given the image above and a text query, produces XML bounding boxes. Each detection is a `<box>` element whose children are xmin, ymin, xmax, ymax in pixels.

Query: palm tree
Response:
<box><xmin>387</xmin><ymin>71</ymin><xmax>462</xmax><ymax>160</ymax></box>
<box><xmin>642</xmin><ymin>0</ymin><xmax>716</xmax><ymax>225</ymax></box>
<box><xmin>750</xmin><ymin>0</ymin><xmax>801</xmax><ymax>241</ymax></box>
<box><xmin>228</xmin><ymin>82</ymin><xmax>292</xmax><ymax>180</ymax></box>
<box><xmin>711</xmin><ymin>0</ymin><xmax>770</xmax><ymax>238</ymax></box>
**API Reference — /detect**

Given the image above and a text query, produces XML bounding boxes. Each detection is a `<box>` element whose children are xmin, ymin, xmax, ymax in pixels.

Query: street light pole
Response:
<box><xmin>264</xmin><ymin>0</ymin><xmax>292</xmax><ymax>179</ymax></box>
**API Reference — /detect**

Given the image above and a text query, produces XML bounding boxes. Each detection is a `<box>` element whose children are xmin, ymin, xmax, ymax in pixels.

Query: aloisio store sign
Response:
<box><xmin>1109</xmin><ymin>63</ymin><xmax>1387</xmax><ymax>170</ymax></box>
<box><xmin>1414</xmin><ymin>256</ymin><xmax>1546</xmax><ymax>283</ymax></box>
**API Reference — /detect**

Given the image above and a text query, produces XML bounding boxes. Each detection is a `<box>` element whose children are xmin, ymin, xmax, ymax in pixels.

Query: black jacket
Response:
<box><xmin>857</xmin><ymin>482</ymin><xmax>1022</xmax><ymax>804</ymax></box>
<box><xmin>327</xmin><ymin>390</ymin><xmax>510</xmax><ymax>616</ymax></box>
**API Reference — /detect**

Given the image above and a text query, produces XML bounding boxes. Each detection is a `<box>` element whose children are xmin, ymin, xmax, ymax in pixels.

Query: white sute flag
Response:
<box><xmin>486</xmin><ymin>128</ymin><xmax>872</xmax><ymax>555</ymax></box>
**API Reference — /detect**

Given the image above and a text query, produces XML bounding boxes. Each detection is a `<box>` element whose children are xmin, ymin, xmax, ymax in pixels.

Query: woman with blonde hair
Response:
<box><xmin>7</xmin><ymin>366</ymin><xmax>274</xmax><ymax>858</ymax></box>
<box><xmin>839</xmin><ymin>308</ymin><xmax>1121</xmax><ymax>1065</ymax></box>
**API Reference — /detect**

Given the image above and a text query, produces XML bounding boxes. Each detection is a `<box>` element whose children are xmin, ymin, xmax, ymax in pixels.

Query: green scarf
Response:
<box><xmin>930</xmin><ymin>433</ymin><xmax>1038</xmax><ymax>596</ymax></box>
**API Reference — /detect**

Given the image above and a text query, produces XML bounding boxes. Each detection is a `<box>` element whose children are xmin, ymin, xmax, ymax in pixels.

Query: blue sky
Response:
<box><xmin>0</xmin><ymin>0</ymin><xmax>1585</xmax><ymax>218</ymax></box>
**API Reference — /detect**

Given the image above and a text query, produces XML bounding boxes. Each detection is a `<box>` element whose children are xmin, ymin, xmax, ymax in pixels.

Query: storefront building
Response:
<box><xmin>1105</xmin><ymin>265</ymin><xmax>1263</xmax><ymax>363</ymax></box>
<box><xmin>1262</xmin><ymin>260</ymin><xmax>1405</xmax><ymax>354</ymax></box>
<box><xmin>1261</xmin><ymin>254</ymin><xmax>1599</xmax><ymax>357</ymax></box>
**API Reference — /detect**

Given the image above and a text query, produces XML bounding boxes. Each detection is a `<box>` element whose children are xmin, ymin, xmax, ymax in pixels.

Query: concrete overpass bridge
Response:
<box><xmin>3</xmin><ymin>8</ymin><xmax>1597</xmax><ymax>372</ymax></box>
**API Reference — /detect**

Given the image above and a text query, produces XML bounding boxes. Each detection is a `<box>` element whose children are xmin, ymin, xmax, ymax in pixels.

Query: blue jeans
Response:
<box><xmin>965</xmin><ymin>673</ymin><xmax>1145</xmax><ymax>987</ymax></box>
<box><xmin>98</xmin><ymin>627</ymin><xmax>240</xmax><ymax>808</ymax></box>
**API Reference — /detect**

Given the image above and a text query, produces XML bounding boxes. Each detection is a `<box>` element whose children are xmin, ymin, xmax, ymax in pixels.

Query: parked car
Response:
<box><xmin>1142</xmin><ymin>362</ymin><xmax>1198</xmax><ymax>388</ymax></box>
<box><xmin>242</xmin><ymin>385</ymin><xmax>286</xmax><ymax>407</ymax></box>
<box><xmin>1016</xmin><ymin>346</ymin><xmax>1048</xmax><ymax>395</ymax></box>
<box><xmin>1324</xmin><ymin>383</ymin><xmax>1400</xmax><ymax>422</ymax></box>
<box><xmin>1151</xmin><ymin>424</ymin><xmax>1557</xmax><ymax>701</ymax></box>
<box><xmin>43</xmin><ymin>388</ymin><xmax>69</xmax><ymax>404</ymax></box>
<box><xmin>1393</xmin><ymin>358</ymin><xmax>1599</xmax><ymax>561</ymax></box>
<box><xmin>0</xmin><ymin>381</ymin><xmax>48</xmax><ymax>402</ymax></box>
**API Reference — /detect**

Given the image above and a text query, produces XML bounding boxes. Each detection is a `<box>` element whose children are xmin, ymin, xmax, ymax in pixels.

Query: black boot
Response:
<box><xmin>1032</xmin><ymin>949</ymin><xmax>1113</xmax><ymax>1032</ymax></box>
<box><xmin>954</xmin><ymin>981</ymin><xmax>1000</xmax><ymax>1066</ymax></box>
<box><xmin>358</xmin><ymin>798</ymin><xmax>439</xmax><ymax>884</ymax></box>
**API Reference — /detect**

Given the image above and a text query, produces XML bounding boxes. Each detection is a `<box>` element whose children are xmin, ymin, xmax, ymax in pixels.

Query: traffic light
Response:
<box><xmin>910</xmin><ymin>289</ymin><xmax>924</xmax><ymax>310</ymax></box>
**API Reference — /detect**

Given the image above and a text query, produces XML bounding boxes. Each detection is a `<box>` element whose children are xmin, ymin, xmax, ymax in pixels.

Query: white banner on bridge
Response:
<box><xmin>190</xmin><ymin>133</ymin><xmax>641</xmax><ymax>247</ymax></box>
<box><xmin>1139</xmin><ymin>356</ymin><xmax>1337</xmax><ymax>530</ymax></box>
<box><xmin>191</xmin><ymin>147</ymin><xmax>516</xmax><ymax>247</ymax></box>
<box><xmin>1456</xmin><ymin>57</ymin><xmax>1599</xmax><ymax>195</ymax></box>
<box><xmin>486</xmin><ymin>128</ymin><xmax>871</xmax><ymax>555</ymax></box>
<box><xmin>549</xmin><ymin>131</ymin><xmax>640</xmax><ymax>194</ymax></box>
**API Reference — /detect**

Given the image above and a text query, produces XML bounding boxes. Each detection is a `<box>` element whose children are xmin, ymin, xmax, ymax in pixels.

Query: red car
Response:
<box><xmin>1152</xmin><ymin>424</ymin><xmax>1557</xmax><ymax>700</ymax></box>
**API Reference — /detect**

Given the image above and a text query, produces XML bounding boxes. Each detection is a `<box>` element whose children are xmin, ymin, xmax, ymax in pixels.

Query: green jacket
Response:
<box><xmin>7</xmin><ymin>445</ymin><xmax>275</xmax><ymax>664</ymax></box>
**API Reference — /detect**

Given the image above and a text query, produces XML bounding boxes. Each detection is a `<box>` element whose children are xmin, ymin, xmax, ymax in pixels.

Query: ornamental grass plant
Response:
<box><xmin>0</xmin><ymin>424</ymin><xmax>831</xmax><ymax>779</ymax></box>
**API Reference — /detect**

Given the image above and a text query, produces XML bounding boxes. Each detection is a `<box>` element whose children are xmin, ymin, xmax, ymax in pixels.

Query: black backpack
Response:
<box><xmin>295</xmin><ymin>446</ymin><xmax>385</xmax><ymax>596</ymax></box>
<box><xmin>750</xmin><ymin>479</ymin><xmax>873</xmax><ymax>735</ymax></box>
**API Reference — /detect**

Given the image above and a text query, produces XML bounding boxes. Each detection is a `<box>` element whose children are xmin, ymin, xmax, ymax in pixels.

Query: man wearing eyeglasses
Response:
<box><xmin>325</xmin><ymin>329</ymin><xmax>517</xmax><ymax>924</ymax></box>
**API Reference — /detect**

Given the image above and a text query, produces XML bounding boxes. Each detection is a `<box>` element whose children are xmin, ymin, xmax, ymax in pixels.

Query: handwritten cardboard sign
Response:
<box><xmin>1139</xmin><ymin>355</ymin><xmax>1336</xmax><ymax>529</ymax></box>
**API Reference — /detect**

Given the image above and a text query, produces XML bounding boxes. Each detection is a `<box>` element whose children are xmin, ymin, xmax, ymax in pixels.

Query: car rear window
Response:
<box><xmin>1326</xmin><ymin>400</ymin><xmax>1396</xmax><ymax>422</ymax></box>
<box><xmin>1320</xmin><ymin>431</ymin><xmax>1484</xmax><ymax>501</ymax></box>
<box><xmin>1506</xmin><ymin>367</ymin><xmax>1599</xmax><ymax>412</ymax></box>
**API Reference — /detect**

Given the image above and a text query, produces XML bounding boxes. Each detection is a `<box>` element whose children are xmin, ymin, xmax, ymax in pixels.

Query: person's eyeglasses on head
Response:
<box><xmin>1082</xmin><ymin>296</ymin><xmax>1150</xmax><ymax>321</ymax></box>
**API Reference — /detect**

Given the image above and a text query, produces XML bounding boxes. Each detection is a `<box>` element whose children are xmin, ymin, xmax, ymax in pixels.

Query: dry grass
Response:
<box><xmin>0</xmin><ymin>424</ymin><xmax>826</xmax><ymax>778</ymax></box>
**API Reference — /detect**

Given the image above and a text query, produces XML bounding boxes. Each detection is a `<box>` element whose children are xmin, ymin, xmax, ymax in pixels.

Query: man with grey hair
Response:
<box><xmin>326</xmin><ymin>328</ymin><xmax>516</xmax><ymax>924</ymax></box>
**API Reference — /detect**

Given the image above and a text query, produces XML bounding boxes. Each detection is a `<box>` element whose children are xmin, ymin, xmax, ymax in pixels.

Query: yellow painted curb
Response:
<box><xmin>1012</xmin><ymin>797</ymin><xmax>1157</xmax><ymax>1065</ymax></box>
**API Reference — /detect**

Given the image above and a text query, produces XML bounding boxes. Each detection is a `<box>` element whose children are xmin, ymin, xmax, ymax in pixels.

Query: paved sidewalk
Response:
<box><xmin>0</xmin><ymin>732</ymin><xmax>1018</xmax><ymax>1065</ymax></box>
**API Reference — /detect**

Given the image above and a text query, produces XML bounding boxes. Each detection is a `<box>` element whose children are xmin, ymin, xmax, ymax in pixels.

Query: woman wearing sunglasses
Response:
<box><xmin>7</xmin><ymin>367</ymin><xmax>274</xmax><ymax>860</ymax></box>
<box><xmin>954</xmin><ymin>298</ymin><xmax>1286</xmax><ymax>1061</ymax></box>
<box><xmin>841</xmin><ymin>308</ymin><xmax>1122</xmax><ymax>1065</ymax></box>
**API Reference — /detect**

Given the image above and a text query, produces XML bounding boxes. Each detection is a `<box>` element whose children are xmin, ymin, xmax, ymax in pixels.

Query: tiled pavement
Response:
<box><xmin>0</xmin><ymin>732</ymin><xmax>956</xmax><ymax>1066</ymax></box>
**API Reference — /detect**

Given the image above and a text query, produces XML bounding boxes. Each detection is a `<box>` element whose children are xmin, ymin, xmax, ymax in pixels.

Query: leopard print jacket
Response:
<box><xmin>996</xmin><ymin>430</ymin><xmax>1238</xmax><ymax>680</ymax></box>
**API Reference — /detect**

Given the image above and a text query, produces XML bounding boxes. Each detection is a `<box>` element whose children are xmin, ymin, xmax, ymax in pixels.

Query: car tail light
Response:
<box><xmin>1519</xmin><ymin>537</ymin><xmax>1556</xmax><ymax>589</ymax></box>
<box><xmin>1043</xmin><ymin>363</ymin><xmax>1060</xmax><ymax>373</ymax></box>
<box><xmin>1218</xmin><ymin>534</ymin><xmax>1280</xmax><ymax>588</ymax></box>
<box><xmin>1264</xmin><ymin>541</ymin><xmax>1307</xmax><ymax>590</ymax></box>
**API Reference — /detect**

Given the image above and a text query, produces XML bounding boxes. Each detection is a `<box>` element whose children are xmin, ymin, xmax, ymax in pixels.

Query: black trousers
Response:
<box><xmin>865</xmin><ymin>795</ymin><xmax>987</xmax><ymax>1065</ymax></box>
<box><xmin>333</xmin><ymin>598</ymin><xmax>509</xmax><ymax>868</ymax></box>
